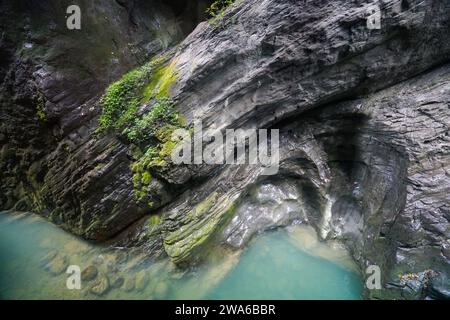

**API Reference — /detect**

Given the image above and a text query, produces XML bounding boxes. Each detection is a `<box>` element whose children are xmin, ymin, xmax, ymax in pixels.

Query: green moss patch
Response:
<box><xmin>97</xmin><ymin>57</ymin><xmax>179</xmax><ymax>134</ymax></box>
<box><xmin>36</xmin><ymin>92</ymin><xmax>46</xmax><ymax>122</ymax></box>
<box><xmin>163</xmin><ymin>193</ymin><xmax>239</xmax><ymax>265</ymax></box>
<box><xmin>206</xmin><ymin>0</ymin><xmax>236</xmax><ymax>18</ymax></box>
<box><xmin>123</xmin><ymin>98</ymin><xmax>183</xmax><ymax>145</ymax></box>
<box><xmin>97</xmin><ymin>57</ymin><xmax>187</xmax><ymax>205</ymax></box>
<box><xmin>206</xmin><ymin>0</ymin><xmax>237</xmax><ymax>25</ymax></box>
<box><xmin>142</xmin><ymin>59</ymin><xmax>178</xmax><ymax>102</ymax></box>
<box><xmin>97</xmin><ymin>62</ymin><xmax>153</xmax><ymax>133</ymax></box>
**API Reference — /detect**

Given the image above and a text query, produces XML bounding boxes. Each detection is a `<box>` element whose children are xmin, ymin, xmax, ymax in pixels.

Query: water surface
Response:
<box><xmin>0</xmin><ymin>212</ymin><xmax>363</xmax><ymax>299</ymax></box>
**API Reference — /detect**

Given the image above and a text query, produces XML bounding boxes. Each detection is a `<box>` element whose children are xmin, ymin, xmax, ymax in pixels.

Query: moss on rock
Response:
<box><xmin>97</xmin><ymin>56</ymin><xmax>186</xmax><ymax>205</ymax></box>
<box><xmin>143</xmin><ymin>59</ymin><xmax>178</xmax><ymax>101</ymax></box>
<box><xmin>163</xmin><ymin>193</ymin><xmax>239</xmax><ymax>265</ymax></box>
<box><xmin>36</xmin><ymin>92</ymin><xmax>46</xmax><ymax>122</ymax></box>
<box><xmin>97</xmin><ymin>61</ymin><xmax>154</xmax><ymax>133</ymax></box>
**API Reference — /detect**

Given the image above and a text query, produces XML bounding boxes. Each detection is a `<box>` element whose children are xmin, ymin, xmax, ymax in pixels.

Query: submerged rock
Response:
<box><xmin>40</xmin><ymin>250</ymin><xmax>58</xmax><ymax>267</ymax></box>
<box><xmin>81</xmin><ymin>266</ymin><xmax>98</xmax><ymax>282</ymax></box>
<box><xmin>123</xmin><ymin>276</ymin><xmax>136</xmax><ymax>292</ymax></box>
<box><xmin>47</xmin><ymin>255</ymin><xmax>68</xmax><ymax>275</ymax></box>
<box><xmin>427</xmin><ymin>273</ymin><xmax>450</xmax><ymax>300</ymax></box>
<box><xmin>135</xmin><ymin>270</ymin><xmax>150</xmax><ymax>292</ymax></box>
<box><xmin>154</xmin><ymin>281</ymin><xmax>169</xmax><ymax>298</ymax></box>
<box><xmin>92</xmin><ymin>255</ymin><xmax>105</xmax><ymax>266</ymax></box>
<box><xmin>89</xmin><ymin>276</ymin><xmax>110</xmax><ymax>296</ymax></box>
<box><xmin>110</xmin><ymin>275</ymin><xmax>125</xmax><ymax>289</ymax></box>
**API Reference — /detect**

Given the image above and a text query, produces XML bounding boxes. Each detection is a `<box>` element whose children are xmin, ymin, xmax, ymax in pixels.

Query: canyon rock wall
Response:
<box><xmin>1</xmin><ymin>0</ymin><xmax>449</xmax><ymax>299</ymax></box>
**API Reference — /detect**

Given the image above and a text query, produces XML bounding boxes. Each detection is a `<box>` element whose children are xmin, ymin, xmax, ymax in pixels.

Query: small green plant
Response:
<box><xmin>206</xmin><ymin>0</ymin><xmax>236</xmax><ymax>19</ymax></box>
<box><xmin>94</xmin><ymin>163</ymin><xmax>105</xmax><ymax>171</ymax></box>
<box><xmin>148</xmin><ymin>214</ymin><xmax>160</xmax><ymax>225</ymax></box>
<box><xmin>97</xmin><ymin>62</ymin><xmax>153</xmax><ymax>132</ymax></box>
<box><xmin>123</xmin><ymin>98</ymin><xmax>183</xmax><ymax>145</ymax></box>
<box><xmin>36</xmin><ymin>92</ymin><xmax>46</xmax><ymax>122</ymax></box>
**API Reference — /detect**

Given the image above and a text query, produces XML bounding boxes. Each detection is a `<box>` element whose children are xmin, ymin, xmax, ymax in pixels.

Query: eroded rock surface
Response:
<box><xmin>1</xmin><ymin>0</ymin><xmax>449</xmax><ymax>299</ymax></box>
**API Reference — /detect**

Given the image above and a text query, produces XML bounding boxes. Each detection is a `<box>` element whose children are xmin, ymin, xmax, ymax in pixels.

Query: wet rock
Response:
<box><xmin>1</xmin><ymin>0</ymin><xmax>450</xmax><ymax>300</ymax></box>
<box><xmin>92</xmin><ymin>255</ymin><xmax>105</xmax><ymax>266</ymax></box>
<box><xmin>40</xmin><ymin>250</ymin><xmax>58</xmax><ymax>267</ymax></box>
<box><xmin>107</xmin><ymin>261</ymin><xmax>119</xmax><ymax>273</ymax></box>
<box><xmin>135</xmin><ymin>270</ymin><xmax>150</xmax><ymax>292</ymax></box>
<box><xmin>114</xmin><ymin>252</ymin><xmax>128</xmax><ymax>265</ymax></box>
<box><xmin>89</xmin><ymin>276</ymin><xmax>110</xmax><ymax>296</ymax></box>
<box><xmin>123</xmin><ymin>276</ymin><xmax>136</xmax><ymax>292</ymax></box>
<box><xmin>427</xmin><ymin>273</ymin><xmax>450</xmax><ymax>300</ymax></box>
<box><xmin>169</xmin><ymin>269</ymin><xmax>187</xmax><ymax>280</ymax></box>
<box><xmin>47</xmin><ymin>255</ymin><xmax>68</xmax><ymax>275</ymax></box>
<box><xmin>110</xmin><ymin>275</ymin><xmax>125</xmax><ymax>289</ymax></box>
<box><xmin>223</xmin><ymin>180</ymin><xmax>306</xmax><ymax>248</ymax></box>
<box><xmin>64</xmin><ymin>240</ymin><xmax>91</xmax><ymax>254</ymax></box>
<box><xmin>81</xmin><ymin>265</ymin><xmax>98</xmax><ymax>282</ymax></box>
<box><xmin>154</xmin><ymin>281</ymin><xmax>169</xmax><ymax>298</ymax></box>
<box><xmin>441</xmin><ymin>244</ymin><xmax>450</xmax><ymax>260</ymax></box>
<box><xmin>39</xmin><ymin>238</ymin><xmax>52</xmax><ymax>248</ymax></box>
<box><xmin>0</xmin><ymin>0</ymin><xmax>193</xmax><ymax>240</ymax></box>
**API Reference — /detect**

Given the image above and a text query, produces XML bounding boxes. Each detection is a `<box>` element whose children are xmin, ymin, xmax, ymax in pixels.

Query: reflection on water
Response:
<box><xmin>0</xmin><ymin>212</ymin><xmax>363</xmax><ymax>300</ymax></box>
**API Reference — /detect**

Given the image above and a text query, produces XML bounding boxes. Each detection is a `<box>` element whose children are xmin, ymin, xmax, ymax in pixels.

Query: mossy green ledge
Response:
<box><xmin>162</xmin><ymin>192</ymin><xmax>237</xmax><ymax>265</ymax></box>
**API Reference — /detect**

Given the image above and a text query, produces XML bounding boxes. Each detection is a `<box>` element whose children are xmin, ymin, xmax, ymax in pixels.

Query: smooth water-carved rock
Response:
<box><xmin>223</xmin><ymin>180</ymin><xmax>307</xmax><ymax>248</ymax></box>
<box><xmin>110</xmin><ymin>275</ymin><xmax>125</xmax><ymax>289</ymax></box>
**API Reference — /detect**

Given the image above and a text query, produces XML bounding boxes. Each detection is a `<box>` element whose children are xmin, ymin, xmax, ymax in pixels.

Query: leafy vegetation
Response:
<box><xmin>123</xmin><ymin>98</ymin><xmax>183</xmax><ymax>145</ymax></box>
<box><xmin>130</xmin><ymin>122</ymin><xmax>184</xmax><ymax>204</ymax></box>
<box><xmin>206</xmin><ymin>0</ymin><xmax>236</xmax><ymax>19</ymax></box>
<box><xmin>97</xmin><ymin>62</ymin><xmax>153</xmax><ymax>133</ymax></box>
<box><xmin>36</xmin><ymin>92</ymin><xmax>46</xmax><ymax>122</ymax></box>
<box><xmin>125</xmin><ymin>97</ymin><xmax>186</xmax><ymax>204</ymax></box>
<box><xmin>96</xmin><ymin>56</ymin><xmax>186</xmax><ymax>205</ymax></box>
<box><xmin>97</xmin><ymin>57</ymin><xmax>179</xmax><ymax>134</ymax></box>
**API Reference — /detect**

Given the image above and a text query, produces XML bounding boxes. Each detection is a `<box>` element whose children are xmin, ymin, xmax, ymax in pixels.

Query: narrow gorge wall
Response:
<box><xmin>1</xmin><ymin>0</ymin><xmax>449</xmax><ymax>299</ymax></box>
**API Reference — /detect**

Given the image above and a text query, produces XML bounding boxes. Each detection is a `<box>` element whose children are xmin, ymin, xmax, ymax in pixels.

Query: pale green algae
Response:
<box><xmin>163</xmin><ymin>192</ymin><xmax>235</xmax><ymax>264</ymax></box>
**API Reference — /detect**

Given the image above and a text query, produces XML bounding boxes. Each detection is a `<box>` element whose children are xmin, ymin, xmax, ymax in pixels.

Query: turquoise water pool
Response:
<box><xmin>0</xmin><ymin>212</ymin><xmax>363</xmax><ymax>299</ymax></box>
<box><xmin>206</xmin><ymin>230</ymin><xmax>362</xmax><ymax>299</ymax></box>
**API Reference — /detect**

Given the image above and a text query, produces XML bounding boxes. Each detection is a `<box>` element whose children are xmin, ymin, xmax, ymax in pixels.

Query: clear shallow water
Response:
<box><xmin>0</xmin><ymin>212</ymin><xmax>363</xmax><ymax>300</ymax></box>
<box><xmin>206</xmin><ymin>229</ymin><xmax>362</xmax><ymax>299</ymax></box>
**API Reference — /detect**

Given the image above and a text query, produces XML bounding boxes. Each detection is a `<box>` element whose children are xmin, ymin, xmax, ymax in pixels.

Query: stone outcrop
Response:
<box><xmin>1</xmin><ymin>0</ymin><xmax>449</xmax><ymax>299</ymax></box>
<box><xmin>0</xmin><ymin>0</ymin><xmax>209</xmax><ymax>239</ymax></box>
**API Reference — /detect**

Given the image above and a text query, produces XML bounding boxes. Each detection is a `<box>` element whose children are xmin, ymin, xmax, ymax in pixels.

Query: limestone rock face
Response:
<box><xmin>0</xmin><ymin>0</ymin><xmax>205</xmax><ymax>239</ymax></box>
<box><xmin>1</xmin><ymin>0</ymin><xmax>449</xmax><ymax>299</ymax></box>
